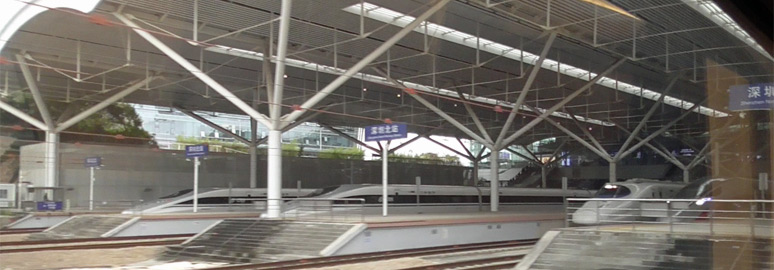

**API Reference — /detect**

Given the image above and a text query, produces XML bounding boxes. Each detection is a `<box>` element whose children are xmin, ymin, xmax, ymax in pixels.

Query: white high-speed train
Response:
<box><xmin>121</xmin><ymin>188</ymin><xmax>315</xmax><ymax>214</ymax></box>
<box><xmin>571</xmin><ymin>179</ymin><xmax>685</xmax><ymax>225</ymax></box>
<box><xmin>296</xmin><ymin>184</ymin><xmax>593</xmax><ymax>214</ymax></box>
<box><xmin>125</xmin><ymin>184</ymin><xmax>593</xmax><ymax>214</ymax></box>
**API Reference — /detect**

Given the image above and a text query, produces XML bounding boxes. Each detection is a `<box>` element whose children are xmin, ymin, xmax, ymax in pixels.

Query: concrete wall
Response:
<box><xmin>334</xmin><ymin>219</ymin><xmax>563</xmax><ymax>255</ymax></box>
<box><xmin>20</xmin><ymin>143</ymin><xmax>469</xmax><ymax>207</ymax></box>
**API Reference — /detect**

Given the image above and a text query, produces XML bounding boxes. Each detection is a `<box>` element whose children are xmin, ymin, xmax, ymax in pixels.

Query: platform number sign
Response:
<box><xmin>729</xmin><ymin>83</ymin><xmax>774</xmax><ymax>111</ymax></box>
<box><xmin>365</xmin><ymin>123</ymin><xmax>407</xmax><ymax>141</ymax></box>
<box><xmin>185</xmin><ymin>144</ymin><xmax>209</xmax><ymax>158</ymax></box>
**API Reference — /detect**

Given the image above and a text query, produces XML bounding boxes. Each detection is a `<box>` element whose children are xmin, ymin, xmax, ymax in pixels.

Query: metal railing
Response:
<box><xmin>232</xmin><ymin>198</ymin><xmax>366</xmax><ymax>222</ymax></box>
<box><xmin>24</xmin><ymin>199</ymin><xmax>146</xmax><ymax>212</ymax></box>
<box><xmin>565</xmin><ymin>198</ymin><xmax>774</xmax><ymax>238</ymax></box>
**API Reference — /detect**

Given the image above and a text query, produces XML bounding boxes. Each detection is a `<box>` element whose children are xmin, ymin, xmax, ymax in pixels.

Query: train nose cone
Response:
<box><xmin>571</xmin><ymin>209</ymin><xmax>599</xmax><ymax>225</ymax></box>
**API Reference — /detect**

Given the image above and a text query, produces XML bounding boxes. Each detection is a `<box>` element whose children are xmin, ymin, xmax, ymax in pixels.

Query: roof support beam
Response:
<box><xmin>614</xmin><ymin>99</ymin><xmax>705</xmax><ymax>161</ymax></box>
<box><xmin>457</xmin><ymin>137</ymin><xmax>474</xmax><ymax>158</ymax></box>
<box><xmin>376</xmin><ymin>69</ymin><xmax>492</xmax><ymax>148</ymax></box>
<box><xmin>0</xmin><ymin>99</ymin><xmax>48</xmax><ymax>131</ymax></box>
<box><xmin>114</xmin><ymin>13</ymin><xmax>272</xmax><ymax>128</ymax></box>
<box><xmin>423</xmin><ymin>135</ymin><xmax>472</xmax><ymax>160</ymax></box>
<box><xmin>614</xmin><ymin>125</ymin><xmax>685</xmax><ymax>169</ymax></box>
<box><xmin>56</xmin><ymin>77</ymin><xmax>157</xmax><ymax>133</ymax></box>
<box><xmin>617</xmin><ymin>73</ymin><xmax>680</xmax><ymax>154</ymax></box>
<box><xmin>16</xmin><ymin>54</ymin><xmax>53</xmax><ymax>130</ymax></box>
<box><xmin>281</xmin><ymin>0</ymin><xmax>452</xmax><ymax>126</ymax></box>
<box><xmin>567</xmin><ymin>110</ymin><xmax>606</xmax><ymax>153</ymax></box>
<box><xmin>389</xmin><ymin>134</ymin><xmax>423</xmax><ymax>154</ymax></box>
<box><xmin>500</xmin><ymin>58</ymin><xmax>626</xmax><ymax>147</ymax></box>
<box><xmin>176</xmin><ymin>106</ymin><xmax>251</xmax><ymax>145</ymax></box>
<box><xmin>495</xmin><ymin>32</ymin><xmax>556</xmax><ymax>148</ymax></box>
<box><xmin>505</xmin><ymin>147</ymin><xmax>541</xmax><ymax>165</ymax></box>
<box><xmin>320</xmin><ymin>122</ymin><xmax>380</xmax><ymax>153</ymax></box>
<box><xmin>255</xmin><ymin>105</ymin><xmax>328</xmax><ymax>145</ymax></box>
<box><xmin>538</xmin><ymin>113</ymin><xmax>613</xmax><ymax>162</ymax></box>
<box><xmin>455</xmin><ymin>89</ymin><xmax>493</xmax><ymax>144</ymax></box>
<box><xmin>270</xmin><ymin>0</ymin><xmax>292</xmax><ymax>130</ymax></box>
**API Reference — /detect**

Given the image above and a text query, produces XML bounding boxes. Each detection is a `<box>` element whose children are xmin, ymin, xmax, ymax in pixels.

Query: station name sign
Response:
<box><xmin>729</xmin><ymin>83</ymin><xmax>774</xmax><ymax>111</ymax></box>
<box><xmin>84</xmin><ymin>156</ymin><xmax>101</xmax><ymax>168</ymax></box>
<box><xmin>365</xmin><ymin>123</ymin><xmax>408</xmax><ymax>141</ymax></box>
<box><xmin>185</xmin><ymin>144</ymin><xmax>209</xmax><ymax>158</ymax></box>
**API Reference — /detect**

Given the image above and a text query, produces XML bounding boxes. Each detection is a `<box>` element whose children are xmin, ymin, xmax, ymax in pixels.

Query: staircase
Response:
<box><xmin>518</xmin><ymin>230</ymin><xmax>773</xmax><ymax>270</ymax></box>
<box><xmin>27</xmin><ymin>215</ymin><xmax>134</xmax><ymax>240</ymax></box>
<box><xmin>161</xmin><ymin>219</ymin><xmax>358</xmax><ymax>263</ymax></box>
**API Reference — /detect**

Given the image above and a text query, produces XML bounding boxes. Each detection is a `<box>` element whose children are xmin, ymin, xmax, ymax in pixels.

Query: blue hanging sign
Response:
<box><xmin>84</xmin><ymin>156</ymin><xmax>101</xmax><ymax>168</ymax></box>
<box><xmin>729</xmin><ymin>83</ymin><xmax>774</xmax><ymax>111</ymax></box>
<box><xmin>185</xmin><ymin>144</ymin><xmax>209</xmax><ymax>158</ymax></box>
<box><xmin>364</xmin><ymin>123</ymin><xmax>408</xmax><ymax>141</ymax></box>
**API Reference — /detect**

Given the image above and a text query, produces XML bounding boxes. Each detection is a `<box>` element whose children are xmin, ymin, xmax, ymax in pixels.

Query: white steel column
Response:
<box><xmin>249</xmin><ymin>119</ymin><xmax>258</xmax><ymax>188</ymax></box>
<box><xmin>265</xmin><ymin>0</ymin><xmax>293</xmax><ymax>218</ymax></box>
<box><xmin>609</xmin><ymin>161</ymin><xmax>617</xmax><ymax>183</ymax></box>
<box><xmin>683</xmin><ymin>169</ymin><xmax>690</xmax><ymax>183</ymax></box>
<box><xmin>382</xmin><ymin>140</ymin><xmax>390</xmax><ymax>216</ymax></box>
<box><xmin>44</xmin><ymin>131</ymin><xmax>58</xmax><ymax>187</ymax></box>
<box><xmin>266</xmin><ymin>129</ymin><xmax>282</xmax><ymax>217</ymax></box>
<box><xmin>89</xmin><ymin>167</ymin><xmax>95</xmax><ymax>211</ymax></box>
<box><xmin>490</xmin><ymin>150</ymin><xmax>499</xmax><ymax>211</ymax></box>
<box><xmin>193</xmin><ymin>156</ymin><xmax>200</xmax><ymax>212</ymax></box>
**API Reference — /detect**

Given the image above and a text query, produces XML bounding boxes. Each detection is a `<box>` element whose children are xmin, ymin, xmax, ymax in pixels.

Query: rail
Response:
<box><xmin>231</xmin><ymin>198</ymin><xmax>366</xmax><ymax>222</ymax></box>
<box><xmin>564</xmin><ymin>198</ymin><xmax>774</xmax><ymax>238</ymax></box>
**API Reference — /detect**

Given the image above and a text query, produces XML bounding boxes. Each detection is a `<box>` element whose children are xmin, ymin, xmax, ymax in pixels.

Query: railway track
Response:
<box><xmin>0</xmin><ymin>228</ymin><xmax>45</xmax><ymax>235</ymax></box>
<box><xmin>400</xmin><ymin>254</ymin><xmax>525</xmax><ymax>270</ymax></box>
<box><xmin>0</xmin><ymin>234</ymin><xmax>193</xmax><ymax>254</ymax></box>
<box><xmin>200</xmin><ymin>239</ymin><xmax>536</xmax><ymax>270</ymax></box>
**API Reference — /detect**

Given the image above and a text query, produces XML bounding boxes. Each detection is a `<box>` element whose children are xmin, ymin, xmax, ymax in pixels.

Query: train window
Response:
<box><xmin>0</xmin><ymin>189</ymin><xmax>7</xmax><ymax>199</ymax></box>
<box><xmin>159</xmin><ymin>189</ymin><xmax>193</xmax><ymax>199</ymax></box>
<box><xmin>595</xmin><ymin>185</ymin><xmax>631</xmax><ymax>198</ymax></box>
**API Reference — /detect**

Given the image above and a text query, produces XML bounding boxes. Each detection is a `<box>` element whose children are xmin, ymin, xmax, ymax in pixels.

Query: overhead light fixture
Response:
<box><xmin>0</xmin><ymin>0</ymin><xmax>102</xmax><ymax>54</ymax></box>
<box><xmin>579</xmin><ymin>0</ymin><xmax>638</xmax><ymax>20</ymax></box>
<box><xmin>342</xmin><ymin>3</ymin><xmax>729</xmax><ymax>118</ymax></box>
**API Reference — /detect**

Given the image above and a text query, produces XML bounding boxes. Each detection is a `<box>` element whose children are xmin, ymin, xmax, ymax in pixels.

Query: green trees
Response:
<box><xmin>387</xmin><ymin>152</ymin><xmax>460</xmax><ymax>165</ymax></box>
<box><xmin>318</xmin><ymin>147</ymin><xmax>364</xmax><ymax>160</ymax></box>
<box><xmin>0</xmin><ymin>91</ymin><xmax>154</xmax><ymax>145</ymax></box>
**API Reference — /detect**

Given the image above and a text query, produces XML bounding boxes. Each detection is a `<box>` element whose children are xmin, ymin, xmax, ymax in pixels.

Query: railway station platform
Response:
<box><xmin>515</xmin><ymin>221</ymin><xmax>774</xmax><ymax>270</ymax></box>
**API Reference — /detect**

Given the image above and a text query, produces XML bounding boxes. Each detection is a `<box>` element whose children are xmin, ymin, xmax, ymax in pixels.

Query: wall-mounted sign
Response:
<box><xmin>729</xmin><ymin>83</ymin><xmax>774</xmax><ymax>111</ymax></box>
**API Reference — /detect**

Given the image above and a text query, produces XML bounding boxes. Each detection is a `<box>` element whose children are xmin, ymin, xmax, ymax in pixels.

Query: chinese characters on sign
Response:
<box><xmin>84</xmin><ymin>156</ymin><xmax>101</xmax><ymax>168</ymax></box>
<box><xmin>729</xmin><ymin>83</ymin><xmax>774</xmax><ymax>111</ymax></box>
<box><xmin>364</xmin><ymin>123</ymin><xmax>408</xmax><ymax>141</ymax></box>
<box><xmin>185</xmin><ymin>144</ymin><xmax>209</xmax><ymax>158</ymax></box>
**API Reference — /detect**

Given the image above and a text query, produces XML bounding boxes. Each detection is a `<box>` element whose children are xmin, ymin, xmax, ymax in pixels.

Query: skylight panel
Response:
<box><xmin>343</xmin><ymin>2</ymin><xmax>730</xmax><ymax>118</ymax></box>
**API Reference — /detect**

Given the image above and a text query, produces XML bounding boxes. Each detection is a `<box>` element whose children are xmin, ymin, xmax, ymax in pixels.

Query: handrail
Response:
<box><xmin>567</xmin><ymin>198</ymin><xmax>774</xmax><ymax>203</ymax></box>
<box><xmin>564</xmin><ymin>197</ymin><xmax>773</xmax><ymax>238</ymax></box>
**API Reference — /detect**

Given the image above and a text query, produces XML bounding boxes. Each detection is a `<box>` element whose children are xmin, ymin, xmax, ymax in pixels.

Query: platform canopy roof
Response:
<box><xmin>1</xmin><ymin>0</ymin><xmax>772</xmax><ymax>149</ymax></box>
